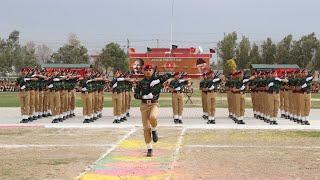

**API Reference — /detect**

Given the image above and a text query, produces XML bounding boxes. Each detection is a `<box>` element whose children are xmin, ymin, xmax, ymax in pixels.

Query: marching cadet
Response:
<box><xmin>80</xmin><ymin>70</ymin><xmax>94</xmax><ymax>123</ymax></box>
<box><xmin>168</xmin><ymin>72</ymin><xmax>191</xmax><ymax>124</ymax></box>
<box><xmin>203</xmin><ymin>70</ymin><xmax>223</xmax><ymax>124</ymax></box>
<box><xmin>27</xmin><ymin>69</ymin><xmax>38</xmax><ymax>120</ymax></box>
<box><xmin>17</xmin><ymin>68</ymin><xmax>31</xmax><ymax>123</ymax></box>
<box><xmin>134</xmin><ymin>64</ymin><xmax>172</xmax><ymax>157</ymax></box>
<box><xmin>249</xmin><ymin>71</ymin><xmax>258</xmax><ymax>119</ymax></box>
<box><xmin>110</xmin><ymin>69</ymin><xmax>124</xmax><ymax>123</ymax></box>
<box><xmin>266</xmin><ymin>71</ymin><xmax>288</xmax><ymax>125</ymax></box>
<box><xmin>225</xmin><ymin>72</ymin><xmax>237</xmax><ymax>120</ymax></box>
<box><xmin>124</xmin><ymin>72</ymin><xmax>134</xmax><ymax>118</ymax></box>
<box><xmin>296</xmin><ymin>69</ymin><xmax>319</xmax><ymax>125</ymax></box>
<box><xmin>43</xmin><ymin>71</ymin><xmax>52</xmax><ymax>117</ymax></box>
<box><xmin>66</xmin><ymin>71</ymin><xmax>79</xmax><ymax>118</ymax></box>
<box><xmin>231</xmin><ymin>71</ymin><xmax>252</xmax><ymax>124</ymax></box>
<box><xmin>199</xmin><ymin>71</ymin><xmax>209</xmax><ymax>120</ymax></box>
<box><xmin>48</xmin><ymin>71</ymin><xmax>63</xmax><ymax>123</ymax></box>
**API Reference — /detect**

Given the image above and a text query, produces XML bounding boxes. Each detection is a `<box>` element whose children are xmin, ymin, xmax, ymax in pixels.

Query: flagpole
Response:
<box><xmin>170</xmin><ymin>0</ymin><xmax>174</xmax><ymax>50</ymax></box>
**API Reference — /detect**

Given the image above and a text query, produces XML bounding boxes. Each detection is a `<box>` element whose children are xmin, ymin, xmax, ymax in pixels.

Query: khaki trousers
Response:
<box><xmin>34</xmin><ymin>90</ymin><xmax>39</xmax><ymax>113</ymax></box>
<box><xmin>140</xmin><ymin>102</ymin><xmax>159</xmax><ymax>144</ymax></box>
<box><xmin>172</xmin><ymin>92</ymin><xmax>184</xmax><ymax>116</ymax></box>
<box><xmin>43</xmin><ymin>90</ymin><xmax>50</xmax><ymax>113</ymax></box>
<box><xmin>125</xmin><ymin>91</ymin><xmax>130</xmax><ymax>113</ymax></box>
<box><xmin>128</xmin><ymin>92</ymin><xmax>133</xmax><ymax>110</ymax></box>
<box><xmin>268</xmin><ymin>93</ymin><xmax>280</xmax><ymax>118</ymax></box>
<box><xmin>29</xmin><ymin>90</ymin><xmax>35</xmax><ymax>116</ymax></box>
<box><xmin>19</xmin><ymin>91</ymin><xmax>30</xmax><ymax>116</ymax></box>
<box><xmin>92</xmin><ymin>91</ymin><xmax>98</xmax><ymax>113</ymax></box>
<box><xmin>38</xmin><ymin>91</ymin><xmax>44</xmax><ymax>113</ymax></box>
<box><xmin>293</xmin><ymin>92</ymin><xmax>299</xmax><ymax>116</ymax></box>
<box><xmin>70</xmin><ymin>90</ymin><xmax>75</xmax><ymax>111</ymax></box>
<box><xmin>121</xmin><ymin>92</ymin><xmax>126</xmax><ymax>115</ymax></box>
<box><xmin>201</xmin><ymin>91</ymin><xmax>208</xmax><ymax>114</ymax></box>
<box><xmin>227</xmin><ymin>91</ymin><xmax>232</xmax><ymax>113</ymax></box>
<box><xmin>206</xmin><ymin>92</ymin><xmax>216</xmax><ymax>117</ymax></box>
<box><xmin>280</xmin><ymin>91</ymin><xmax>284</xmax><ymax>111</ymax></box>
<box><xmin>81</xmin><ymin>92</ymin><xmax>93</xmax><ymax>116</ymax></box>
<box><xmin>98</xmin><ymin>91</ymin><xmax>104</xmax><ymax>112</ymax></box>
<box><xmin>284</xmin><ymin>91</ymin><xmax>289</xmax><ymax>113</ymax></box>
<box><xmin>59</xmin><ymin>90</ymin><xmax>66</xmax><ymax>114</ymax></box>
<box><xmin>288</xmin><ymin>91</ymin><xmax>293</xmax><ymax>115</ymax></box>
<box><xmin>299</xmin><ymin>93</ymin><xmax>311</xmax><ymax>117</ymax></box>
<box><xmin>50</xmin><ymin>91</ymin><xmax>60</xmax><ymax>116</ymax></box>
<box><xmin>112</xmin><ymin>92</ymin><xmax>122</xmax><ymax>116</ymax></box>
<box><xmin>235</xmin><ymin>93</ymin><xmax>245</xmax><ymax>117</ymax></box>
<box><xmin>251</xmin><ymin>92</ymin><xmax>256</xmax><ymax>112</ymax></box>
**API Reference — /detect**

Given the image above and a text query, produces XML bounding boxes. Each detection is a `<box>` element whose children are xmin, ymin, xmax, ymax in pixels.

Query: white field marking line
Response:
<box><xmin>76</xmin><ymin>127</ymin><xmax>137</xmax><ymax>180</ymax></box>
<box><xmin>166</xmin><ymin>127</ymin><xmax>187</xmax><ymax>180</ymax></box>
<box><xmin>44</xmin><ymin>124</ymin><xmax>136</xmax><ymax>129</ymax></box>
<box><xmin>0</xmin><ymin>144</ymin><xmax>113</xmax><ymax>148</ymax></box>
<box><xmin>186</xmin><ymin>145</ymin><xmax>320</xmax><ymax>149</ymax></box>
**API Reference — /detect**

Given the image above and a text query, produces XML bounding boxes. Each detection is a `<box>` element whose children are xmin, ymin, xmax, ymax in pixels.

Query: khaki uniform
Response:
<box><xmin>134</xmin><ymin>73</ymin><xmax>172</xmax><ymax>146</ymax></box>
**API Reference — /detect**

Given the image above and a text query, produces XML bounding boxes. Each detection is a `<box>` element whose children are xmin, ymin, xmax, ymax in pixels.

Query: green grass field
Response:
<box><xmin>3</xmin><ymin>91</ymin><xmax>320</xmax><ymax>108</ymax></box>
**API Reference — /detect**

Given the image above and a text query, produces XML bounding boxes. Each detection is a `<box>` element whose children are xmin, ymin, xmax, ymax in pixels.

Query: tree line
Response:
<box><xmin>217</xmin><ymin>32</ymin><xmax>320</xmax><ymax>71</ymax></box>
<box><xmin>1</xmin><ymin>30</ymin><xmax>320</xmax><ymax>76</ymax></box>
<box><xmin>0</xmin><ymin>31</ymin><xmax>128</xmax><ymax>75</ymax></box>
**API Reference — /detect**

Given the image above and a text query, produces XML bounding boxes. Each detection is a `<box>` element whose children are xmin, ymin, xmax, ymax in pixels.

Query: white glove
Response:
<box><xmin>31</xmin><ymin>74</ymin><xmax>36</xmax><ymax>77</ymax></box>
<box><xmin>209</xmin><ymin>85</ymin><xmax>215</xmax><ymax>90</ymax></box>
<box><xmin>268</xmin><ymin>82</ymin><xmax>274</xmax><ymax>87</ymax></box>
<box><xmin>175</xmin><ymin>87</ymin><xmax>181</xmax><ymax>91</ymax></box>
<box><xmin>48</xmin><ymin>84</ymin><xmax>53</xmax><ymax>89</ymax></box>
<box><xmin>20</xmin><ymin>85</ymin><xmax>26</xmax><ymax>90</ymax></box>
<box><xmin>112</xmin><ymin>82</ymin><xmax>118</xmax><ymax>88</ymax></box>
<box><xmin>275</xmin><ymin>77</ymin><xmax>282</xmax><ymax>82</ymax></box>
<box><xmin>240</xmin><ymin>85</ymin><xmax>246</xmax><ymax>91</ymax></box>
<box><xmin>179</xmin><ymin>79</ymin><xmax>186</xmax><ymax>83</ymax></box>
<box><xmin>306</xmin><ymin>76</ymin><xmax>313</xmax><ymax>82</ymax></box>
<box><xmin>81</xmin><ymin>87</ymin><xmax>87</xmax><ymax>91</ymax></box>
<box><xmin>86</xmin><ymin>80</ymin><xmax>92</xmax><ymax>83</ymax></box>
<box><xmin>117</xmin><ymin>78</ymin><xmax>125</xmax><ymax>82</ymax></box>
<box><xmin>53</xmin><ymin>78</ymin><xmax>60</xmax><ymax>82</ymax></box>
<box><xmin>301</xmin><ymin>83</ymin><xmax>307</xmax><ymax>88</ymax></box>
<box><xmin>242</xmin><ymin>79</ymin><xmax>249</xmax><ymax>83</ymax></box>
<box><xmin>24</xmin><ymin>78</ymin><xmax>31</xmax><ymax>82</ymax></box>
<box><xmin>213</xmin><ymin>78</ymin><xmax>221</xmax><ymax>83</ymax></box>
<box><xmin>142</xmin><ymin>93</ymin><xmax>154</xmax><ymax>99</ymax></box>
<box><xmin>150</xmin><ymin>79</ymin><xmax>160</xmax><ymax>87</ymax></box>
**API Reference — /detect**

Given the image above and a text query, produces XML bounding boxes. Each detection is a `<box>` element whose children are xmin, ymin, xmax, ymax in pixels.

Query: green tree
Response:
<box><xmin>314</xmin><ymin>46</ymin><xmax>320</xmax><ymax>70</ymax></box>
<box><xmin>95</xmin><ymin>42</ymin><xmax>128</xmax><ymax>73</ymax></box>
<box><xmin>217</xmin><ymin>32</ymin><xmax>237</xmax><ymax>65</ymax></box>
<box><xmin>249</xmin><ymin>43</ymin><xmax>261</xmax><ymax>64</ymax></box>
<box><xmin>51</xmin><ymin>34</ymin><xmax>89</xmax><ymax>64</ymax></box>
<box><xmin>261</xmin><ymin>38</ymin><xmax>277</xmax><ymax>64</ymax></box>
<box><xmin>236</xmin><ymin>36</ymin><xmax>251</xmax><ymax>69</ymax></box>
<box><xmin>290</xmin><ymin>33</ymin><xmax>319</xmax><ymax>68</ymax></box>
<box><xmin>276</xmin><ymin>35</ymin><xmax>293</xmax><ymax>64</ymax></box>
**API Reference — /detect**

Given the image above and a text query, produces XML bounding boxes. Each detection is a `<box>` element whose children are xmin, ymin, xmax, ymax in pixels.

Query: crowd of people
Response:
<box><xmin>0</xmin><ymin>79</ymin><xmax>17</xmax><ymax>92</ymax></box>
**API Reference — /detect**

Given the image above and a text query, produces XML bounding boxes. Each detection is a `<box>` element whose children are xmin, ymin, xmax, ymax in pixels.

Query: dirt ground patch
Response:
<box><xmin>0</xmin><ymin>127</ymin><xmax>131</xmax><ymax>180</ymax></box>
<box><xmin>174</xmin><ymin>130</ymin><xmax>320</xmax><ymax>179</ymax></box>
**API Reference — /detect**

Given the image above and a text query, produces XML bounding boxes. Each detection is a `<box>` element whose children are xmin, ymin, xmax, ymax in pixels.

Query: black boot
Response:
<box><xmin>83</xmin><ymin>119</ymin><xmax>91</xmax><ymax>123</ymax></box>
<box><xmin>174</xmin><ymin>119</ymin><xmax>179</xmax><ymax>124</ymax></box>
<box><xmin>237</xmin><ymin>120</ymin><xmax>245</xmax><ymax>124</ymax></box>
<box><xmin>52</xmin><ymin>119</ymin><xmax>59</xmax><ymax>123</ymax></box>
<box><xmin>152</xmin><ymin>131</ymin><xmax>158</xmax><ymax>143</ymax></box>
<box><xmin>113</xmin><ymin>119</ymin><xmax>120</xmax><ymax>123</ymax></box>
<box><xmin>28</xmin><ymin>117</ymin><xmax>33</xmax><ymax>122</ymax></box>
<box><xmin>20</xmin><ymin>119</ymin><xmax>28</xmax><ymax>123</ymax></box>
<box><xmin>146</xmin><ymin>149</ymin><xmax>153</xmax><ymax>157</ymax></box>
<box><xmin>303</xmin><ymin>121</ymin><xmax>310</xmax><ymax>125</ymax></box>
<box><xmin>178</xmin><ymin>119</ymin><xmax>183</xmax><ymax>124</ymax></box>
<box><xmin>126</xmin><ymin>112</ymin><xmax>130</xmax><ymax>117</ymax></box>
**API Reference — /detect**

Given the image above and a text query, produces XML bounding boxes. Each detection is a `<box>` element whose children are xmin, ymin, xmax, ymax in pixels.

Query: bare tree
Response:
<box><xmin>35</xmin><ymin>44</ymin><xmax>52</xmax><ymax>64</ymax></box>
<box><xmin>68</xmin><ymin>33</ymin><xmax>81</xmax><ymax>48</ymax></box>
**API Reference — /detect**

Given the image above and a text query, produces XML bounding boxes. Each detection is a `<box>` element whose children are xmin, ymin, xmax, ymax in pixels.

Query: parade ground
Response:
<box><xmin>1</xmin><ymin>107</ymin><xmax>320</xmax><ymax>179</ymax></box>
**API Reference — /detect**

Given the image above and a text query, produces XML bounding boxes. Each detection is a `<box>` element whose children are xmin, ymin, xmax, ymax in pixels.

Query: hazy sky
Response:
<box><xmin>1</xmin><ymin>0</ymin><xmax>320</xmax><ymax>53</ymax></box>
